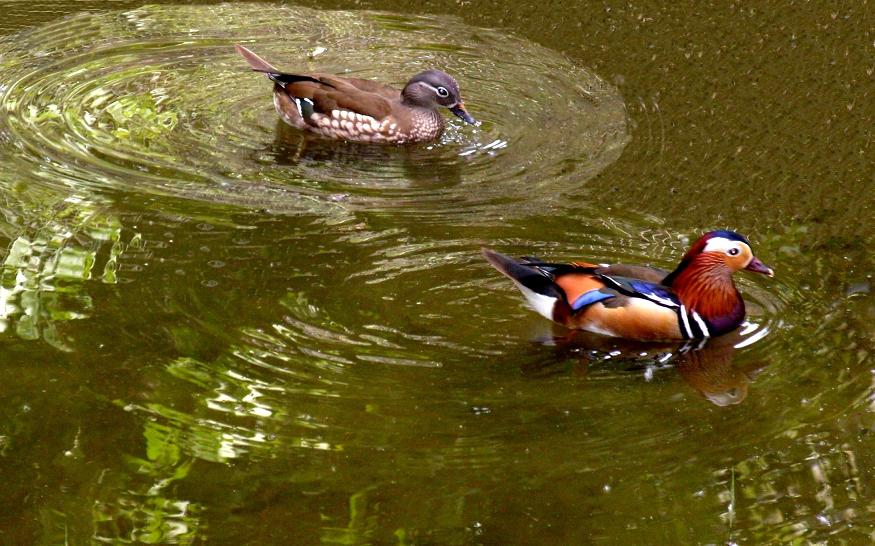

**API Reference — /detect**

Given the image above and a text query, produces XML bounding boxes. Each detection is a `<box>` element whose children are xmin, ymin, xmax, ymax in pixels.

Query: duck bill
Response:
<box><xmin>745</xmin><ymin>256</ymin><xmax>774</xmax><ymax>277</ymax></box>
<box><xmin>449</xmin><ymin>102</ymin><xmax>477</xmax><ymax>125</ymax></box>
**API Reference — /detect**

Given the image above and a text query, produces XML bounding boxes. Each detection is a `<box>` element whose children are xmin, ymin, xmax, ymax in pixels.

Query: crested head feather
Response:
<box><xmin>679</xmin><ymin>230</ymin><xmax>749</xmax><ymax>264</ymax></box>
<box><xmin>703</xmin><ymin>230</ymin><xmax>751</xmax><ymax>245</ymax></box>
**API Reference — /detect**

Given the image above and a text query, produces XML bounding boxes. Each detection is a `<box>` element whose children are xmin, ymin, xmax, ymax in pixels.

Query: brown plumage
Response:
<box><xmin>551</xmin><ymin>272</ymin><xmax>682</xmax><ymax>339</ymax></box>
<box><xmin>235</xmin><ymin>44</ymin><xmax>476</xmax><ymax>144</ymax></box>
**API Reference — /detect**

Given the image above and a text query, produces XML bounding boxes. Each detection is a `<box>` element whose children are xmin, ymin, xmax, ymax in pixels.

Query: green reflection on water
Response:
<box><xmin>0</xmin><ymin>192</ymin><xmax>139</xmax><ymax>349</ymax></box>
<box><xmin>320</xmin><ymin>486</ymin><xmax>379</xmax><ymax>545</ymax></box>
<box><xmin>104</xmin><ymin>92</ymin><xmax>179</xmax><ymax>141</ymax></box>
<box><xmin>93</xmin><ymin>423</ymin><xmax>201</xmax><ymax>544</ymax></box>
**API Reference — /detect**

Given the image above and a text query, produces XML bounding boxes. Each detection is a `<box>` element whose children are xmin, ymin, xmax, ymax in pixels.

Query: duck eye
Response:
<box><xmin>728</xmin><ymin>248</ymin><xmax>740</xmax><ymax>256</ymax></box>
<box><xmin>436</xmin><ymin>86</ymin><xmax>449</xmax><ymax>97</ymax></box>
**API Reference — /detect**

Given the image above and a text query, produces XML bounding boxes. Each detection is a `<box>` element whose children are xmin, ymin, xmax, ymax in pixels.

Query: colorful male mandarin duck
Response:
<box><xmin>235</xmin><ymin>44</ymin><xmax>477</xmax><ymax>144</ymax></box>
<box><xmin>483</xmin><ymin>230</ymin><xmax>773</xmax><ymax>341</ymax></box>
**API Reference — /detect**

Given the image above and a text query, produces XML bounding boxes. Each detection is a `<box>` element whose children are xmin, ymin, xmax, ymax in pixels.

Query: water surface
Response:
<box><xmin>0</xmin><ymin>1</ymin><xmax>872</xmax><ymax>544</ymax></box>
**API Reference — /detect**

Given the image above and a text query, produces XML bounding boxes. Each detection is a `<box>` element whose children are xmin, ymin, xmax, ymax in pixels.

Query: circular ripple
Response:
<box><xmin>0</xmin><ymin>4</ymin><xmax>626</xmax><ymax>220</ymax></box>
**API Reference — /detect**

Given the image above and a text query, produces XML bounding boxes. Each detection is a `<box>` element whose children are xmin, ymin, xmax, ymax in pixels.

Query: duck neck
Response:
<box><xmin>406</xmin><ymin>107</ymin><xmax>445</xmax><ymax>142</ymax></box>
<box><xmin>664</xmin><ymin>257</ymin><xmax>745</xmax><ymax>335</ymax></box>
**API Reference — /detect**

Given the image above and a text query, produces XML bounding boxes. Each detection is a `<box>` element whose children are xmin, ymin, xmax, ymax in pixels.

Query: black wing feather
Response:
<box><xmin>250</xmin><ymin>69</ymin><xmax>336</xmax><ymax>89</ymax></box>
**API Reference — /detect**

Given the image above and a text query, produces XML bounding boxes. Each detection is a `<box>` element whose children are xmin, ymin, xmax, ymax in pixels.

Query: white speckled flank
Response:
<box><xmin>273</xmin><ymin>87</ymin><xmax>447</xmax><ymax>144</ymax></box>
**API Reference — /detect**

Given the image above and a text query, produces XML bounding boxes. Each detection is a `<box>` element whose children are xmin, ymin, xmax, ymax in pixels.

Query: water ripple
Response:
<box><xmin>0</xmin><ymin>4</ymin><xmax>627</xmax><ymax>221</ymax></box>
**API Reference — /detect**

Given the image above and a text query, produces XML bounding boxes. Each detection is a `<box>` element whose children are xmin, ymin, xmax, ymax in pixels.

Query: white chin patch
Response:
<box><xmin>514</xmin><ymin>282</ymin><xmax>557</xmax><ymax>321</ymax></box>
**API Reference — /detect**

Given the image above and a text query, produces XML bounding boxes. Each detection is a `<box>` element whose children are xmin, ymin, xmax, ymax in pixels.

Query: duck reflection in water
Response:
<box><xmin>520</xmin><ymin>327</ymin><xmax>769</xmax><ymax>406</ymax></box>
<box><xmin>265</xmin><ymin>119</ymin><xmax>463</xmax><ymax>188</ymax></box>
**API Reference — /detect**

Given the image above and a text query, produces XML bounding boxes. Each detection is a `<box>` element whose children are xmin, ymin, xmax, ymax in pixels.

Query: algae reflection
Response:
<box><xmin>0</xmin><ymin>191</ymin><xmax>142</xmax><ymax>350</ymax></box>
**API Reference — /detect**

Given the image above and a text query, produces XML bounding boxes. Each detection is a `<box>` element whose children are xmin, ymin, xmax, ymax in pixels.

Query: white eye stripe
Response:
<box><xmin>425</xmin><ymin>83</ymin><xmax>451</xmax><ymax>97</ymax></box>
<box><xmin>703</xmin><ymin>237</ymin><xmax>749</xmax><ymax>256</ymax></box>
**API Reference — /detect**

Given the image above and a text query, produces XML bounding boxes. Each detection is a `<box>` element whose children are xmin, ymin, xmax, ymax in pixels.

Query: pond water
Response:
<box><xmin>0</xmin><ymin>1</ymin><xmax>872</xmax><ymax>544</ymax></box>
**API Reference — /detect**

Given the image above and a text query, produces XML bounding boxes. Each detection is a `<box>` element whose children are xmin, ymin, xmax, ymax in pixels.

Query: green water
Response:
<box><xmin>0</xmin><ymin>1</ymin><xmax>871</xmax><ymax>544</ymax></box>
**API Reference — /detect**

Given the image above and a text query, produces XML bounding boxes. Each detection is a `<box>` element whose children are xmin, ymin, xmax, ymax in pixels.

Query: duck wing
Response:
<box><xmin>484</xmin><ymin>249</ymin><xmax>690</xmax><ymax>340</ymax></box>
<box><xmin>268</xmin><ymin>73</ymin><xmax>394</xmax><ymax>122</ymax></box>
<box><xmin>236</xmin><ymin>44</ymin><xmax>396</xmax><ymax>121</ymax></box>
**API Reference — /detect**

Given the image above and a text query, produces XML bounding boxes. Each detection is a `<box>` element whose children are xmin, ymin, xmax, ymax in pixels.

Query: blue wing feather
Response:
<box><xmin>599</xmin><ymin>275</ymin><xmax>680</xmax><ymax>308</ymax></box>
<box><xmin>570</xmin><ymin>290</ymin><xmax>616</xmax><ymax>311</ymax></box>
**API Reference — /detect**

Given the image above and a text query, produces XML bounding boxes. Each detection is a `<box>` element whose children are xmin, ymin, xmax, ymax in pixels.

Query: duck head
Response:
<box><xmin>665</xmin><ymin>230</ymin><xmax>773</xmax><ymax>285</ymax></box>
<box><xmin>402</xmin><ymin>70</ymin><xmax>477</xmax><ymax>124</ymax></box>
<box><xmin>663</xmin><ymin>230</ymin><xmax>773</xmax><ymax>336</ymax></box>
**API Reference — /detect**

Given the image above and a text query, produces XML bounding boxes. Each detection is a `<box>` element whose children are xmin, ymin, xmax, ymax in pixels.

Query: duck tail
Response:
<box><xmin>481</xmin><ymin>248</ymin><xmax>567</xmax><ymax>321</ymax></box>
<box><xmin>235</xmin><ymin>44</ymin><xmax>330</xmax><ymax>90</ymax></box>
<box><xmin>235</xmin><ymin>44</ymin><xmax>278</xmax><ymax>73</ymax></box>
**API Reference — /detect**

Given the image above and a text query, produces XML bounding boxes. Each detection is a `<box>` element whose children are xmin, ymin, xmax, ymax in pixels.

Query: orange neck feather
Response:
<box><xmin>666</xmin><ymin>255</ymin><xmax>744</xmax><ymax>321</ymax></box>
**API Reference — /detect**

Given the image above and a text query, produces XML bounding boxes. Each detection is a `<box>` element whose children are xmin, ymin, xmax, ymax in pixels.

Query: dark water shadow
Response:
<box><xmin>265</xmin><ymin>120</ymin><xmax>463</xmax><ymax>189</ymax></box>
<box><xmin>520</xmin><ymin>328</ymin><xmax>771</xmax><ymax>407</ymax></box>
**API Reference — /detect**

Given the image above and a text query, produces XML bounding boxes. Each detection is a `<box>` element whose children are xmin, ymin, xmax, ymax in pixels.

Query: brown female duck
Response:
<box><xmin>235</xmin><ymin>44</ymin><xmax>477</xmax><ymax>144</ymax></box>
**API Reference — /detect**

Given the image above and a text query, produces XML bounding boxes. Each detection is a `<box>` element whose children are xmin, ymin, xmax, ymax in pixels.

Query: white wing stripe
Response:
<box><xmin>645</xmin><ymin>292</ymin><xmax>679</xmax><ymax>308</ymax></box>
<box><xmin>679</xmin><ymin>304</ymin><xmax>692</xmax><ymax>338</ymax></box>
<box><xmin>691</xmin><ymin>311</ymin><xmax>711</xmax><ymax>338</ymax></box>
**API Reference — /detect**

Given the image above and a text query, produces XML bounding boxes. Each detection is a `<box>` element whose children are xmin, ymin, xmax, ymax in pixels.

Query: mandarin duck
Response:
<box><xmin>483</xmin><ymin>230</ymin><xmax>773</xmax><ymax>341</ymax></box>
<box><xmin>235</xmin><ymin>44</ymin><xmax>477</xmax><ymax>144</ymax></box>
